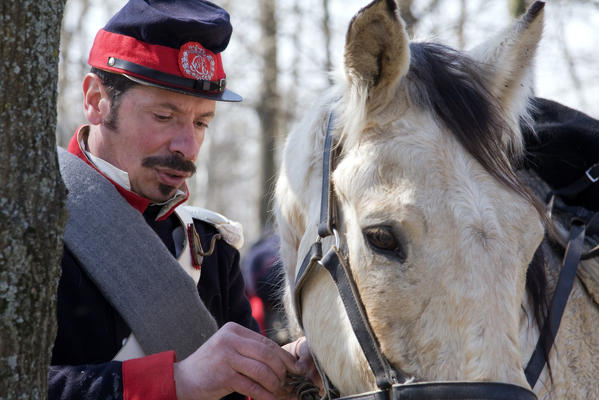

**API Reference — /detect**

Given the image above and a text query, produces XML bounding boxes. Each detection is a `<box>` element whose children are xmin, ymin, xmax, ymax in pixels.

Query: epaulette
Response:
<box><xmin>180</xmin><ymin>205</ymin><xmax>244</xmax><ymax>250</ymax></box>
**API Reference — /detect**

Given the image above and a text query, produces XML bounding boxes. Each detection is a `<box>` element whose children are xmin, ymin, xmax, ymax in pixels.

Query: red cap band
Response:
<box><xmin>88</xmin><ymin>29</ymin><xmax>225</xmax><ymax>85</ymax></box>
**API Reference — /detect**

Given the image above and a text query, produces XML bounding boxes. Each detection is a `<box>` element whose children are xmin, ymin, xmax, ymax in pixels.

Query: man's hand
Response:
<box><xmin>283</xmin><ymin>337</ymin><xmax>323</xmax><ymax>397</ymax></box>
<box><xmin>174</xmin><ymin>322</ymin><xmax>302</xmax><ymax>400</ymax></box>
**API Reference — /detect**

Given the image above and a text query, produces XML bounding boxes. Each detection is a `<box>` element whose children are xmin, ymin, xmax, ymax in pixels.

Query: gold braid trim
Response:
<box><xmin>188</xmin><ymin>223</ymin><xmax>222</xmax><ymax>267</ymax></box>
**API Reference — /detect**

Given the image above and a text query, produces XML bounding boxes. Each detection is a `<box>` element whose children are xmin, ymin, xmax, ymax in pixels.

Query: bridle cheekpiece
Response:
<box><xmin>292</xmin><ymin>111</ymin><xmax>539</xmax><ymax>400</ymax></box>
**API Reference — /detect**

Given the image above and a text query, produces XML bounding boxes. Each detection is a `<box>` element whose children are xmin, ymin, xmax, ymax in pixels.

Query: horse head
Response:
<box><xmin>276</xmin><ymin>0</ymin><xmax>546</xmax><ymax>395</ymax></box>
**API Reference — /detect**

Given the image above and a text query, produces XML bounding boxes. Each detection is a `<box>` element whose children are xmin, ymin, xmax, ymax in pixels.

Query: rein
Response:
<box><xmin>524</xmin><ymin>164</ymin><xmax>599</xmax><ymax>387</ymax></box>
<box><xmin>292</xmin><ymin>113</ymin><xmax>538</xmax><ymax>400</ymax></box>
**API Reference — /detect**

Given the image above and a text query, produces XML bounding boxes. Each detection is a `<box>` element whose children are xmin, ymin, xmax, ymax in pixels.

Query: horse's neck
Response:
<box><xmin>519</xmin><ymin>169</ymin><xmax>599</xmax><ymax>398</ymax></box>
<box><xmin>521</xmin><ymin>168</ymin><xmax>599</xmax><ymax>305</ymax></box>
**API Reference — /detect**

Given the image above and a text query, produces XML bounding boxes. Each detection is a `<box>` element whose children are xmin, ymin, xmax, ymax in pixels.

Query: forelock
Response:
<box><xmin>405</xmin><ymin>42</ymin><xmax>542</xmax><ymax>217</ymax></box>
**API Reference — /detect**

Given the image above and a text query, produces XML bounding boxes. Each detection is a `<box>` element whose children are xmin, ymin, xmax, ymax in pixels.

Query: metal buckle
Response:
<box><xmin>332</xmin><ymin>228</ymin><xmax>340</xmax><ymax>250</ymax></box>
<box><xmin>316</xmin><ymin>229</ymin><xmax>341</xmax><ymax>269</ymax></box>
<box><xmin>585</xmin><ymin>164</ymin><xmax>599</xmax><ymax>183</ymax></box>
<box><xmin>217</xmin><ymin>78</ymin><xmax>226</xmax><ymax>92</ymax></box>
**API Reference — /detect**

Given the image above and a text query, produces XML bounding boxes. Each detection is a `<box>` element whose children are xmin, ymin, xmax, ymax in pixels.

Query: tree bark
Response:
<box><xmin>257</xmin><ymin>0</ymin><xmax>279</xmax><ymax>228</ymax></box>
<box><xmin>57</xmin><ymin>0</ymin><xmax>91</xmax><ymax>147</ymax></box>
<box><xmin>398</xmin><ymin>0</ymin><xmax>418</xmax><ymax>37</ymax></box>
<box><xmin>457</xmin><ymin>0</ymin><xmax>467</xmax><ymax>49</ymax></box>
<box><xmin>0</xmin><ymin>1</ymin><xmax>68</xmax><ymax>398</ymax></box>
<box><xmin>322</xmin><ymin>0</ymin><xmax>333</xmax><ymax>85</ymax></box>
<box><xmin>509</xmin><ymin>0</ymin><xmax>528</xmax><ymax>17</ymax></box>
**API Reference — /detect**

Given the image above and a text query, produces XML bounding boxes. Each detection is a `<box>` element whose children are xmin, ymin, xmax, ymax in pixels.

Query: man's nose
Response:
<box><xmin>169</xmin><ymin>122</ymin><xmax>204</xmax><ymax>160</ymax></box>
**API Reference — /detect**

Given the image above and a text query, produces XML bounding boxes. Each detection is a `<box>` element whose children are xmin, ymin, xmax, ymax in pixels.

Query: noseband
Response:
<box><xmin>292</xmin><ymin>112</ymin><xmax>540</xmax><ymax>400</ymax></box>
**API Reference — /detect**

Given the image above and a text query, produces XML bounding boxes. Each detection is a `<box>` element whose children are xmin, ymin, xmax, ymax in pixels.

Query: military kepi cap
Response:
<box><xmin>88</xmin><ymin>0</ymin><xmax>242</xmax><ymax>102</ymax></box>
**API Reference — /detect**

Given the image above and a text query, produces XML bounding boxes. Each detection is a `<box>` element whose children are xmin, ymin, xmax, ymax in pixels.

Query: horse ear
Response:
<box><xmin>344</xmin><ymin>0</ymin><xmax>410</xmax><ymax>112</ymax></box>
<box><xmin>469</xmin><ymin>1</ymin><xmax>544</xmax><ymax>117</ymax></box>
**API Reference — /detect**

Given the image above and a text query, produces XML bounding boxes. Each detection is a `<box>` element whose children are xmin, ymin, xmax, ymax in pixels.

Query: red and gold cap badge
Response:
<box><xmin>178</xmin><ymin>42</ymin><xmax>216</xmax><ymax>81</ymax></box>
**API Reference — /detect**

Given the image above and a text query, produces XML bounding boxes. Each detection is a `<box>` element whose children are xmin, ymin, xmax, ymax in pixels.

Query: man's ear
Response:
<box><xmin>83</xmin><ymin>73</ymin><xmax>111</xmax><ymax>126</ymax></box>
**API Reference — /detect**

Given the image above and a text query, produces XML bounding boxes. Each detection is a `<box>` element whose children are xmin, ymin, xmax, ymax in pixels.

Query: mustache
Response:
<box><xmin>142</xmin><ymin>154</ymin><xmax>197</xmax><ymax>175</ymax></box>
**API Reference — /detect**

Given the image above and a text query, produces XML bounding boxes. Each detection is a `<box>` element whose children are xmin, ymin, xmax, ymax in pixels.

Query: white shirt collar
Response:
<box><xmin>78</xmin><ymin>127</ymin><xmax>186</xmax><ymax>205</ymax></box>
<box><xmin>86</xmin><ymin>150</ymin><xmax>132</xmax><ymax>190</ymax></box>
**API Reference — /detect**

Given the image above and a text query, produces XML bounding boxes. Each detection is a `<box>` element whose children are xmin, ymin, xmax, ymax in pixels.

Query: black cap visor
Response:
<box><xmin>124</xmin><ymin>73</ymin><xmax>242</xmax><ymax>102</ymax></box>
<box><xmin>105</xmin><ymin>57</ymin><xmax>241</xmax><ymax>102</ymax></box>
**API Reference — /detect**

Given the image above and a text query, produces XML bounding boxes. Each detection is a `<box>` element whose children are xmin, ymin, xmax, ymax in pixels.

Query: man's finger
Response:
<box><xmin>229</xmin><ymin>354</ymin><xmax>288</xmax><ymax>395</ymax></box>
<box><xmin>230</xmin><ymin>371</ymin><xmax>283</xmax><ymax>400</ymax></box>
<box><xmin>229</xmin><ymin>325</ymin><xmax>301</xmax><ymax>378</ymax></box>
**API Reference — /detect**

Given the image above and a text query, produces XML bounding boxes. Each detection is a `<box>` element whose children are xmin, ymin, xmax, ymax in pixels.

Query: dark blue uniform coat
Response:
<box><xmin>49</xmin><ymin>204</ymin><xmax>258</xmax><ymax>400</ymax></box>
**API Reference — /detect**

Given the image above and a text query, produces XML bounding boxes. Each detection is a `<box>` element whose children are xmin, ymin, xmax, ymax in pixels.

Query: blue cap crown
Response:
<box><xmin>88</xmin><ymin>0</ymin><xmax>241</xmax><ymax>102</ymax></box>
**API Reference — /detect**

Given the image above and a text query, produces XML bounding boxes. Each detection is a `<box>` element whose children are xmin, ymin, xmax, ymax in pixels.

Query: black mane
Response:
<box><xmin>407</xmin><ymin>42</ymin><xmax>522</xmax><ymax>188</ymax></box>
<box><xmin>407</xmin><ymin>42</ymin><xmax>549</xmax><ymax>342</ymax></box>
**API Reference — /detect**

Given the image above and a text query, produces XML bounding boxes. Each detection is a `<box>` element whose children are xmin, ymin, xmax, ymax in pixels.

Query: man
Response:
<box><xmin>49</xmin><ymin>1</ymin><xmax>317</xmax><ymax>399</ymax></box>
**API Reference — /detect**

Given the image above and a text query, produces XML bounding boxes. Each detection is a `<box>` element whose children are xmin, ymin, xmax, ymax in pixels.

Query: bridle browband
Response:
<box><xmin>292</xmin><ymin>112</ymin><xmax>543</xmax><ymax>400</ymax></box>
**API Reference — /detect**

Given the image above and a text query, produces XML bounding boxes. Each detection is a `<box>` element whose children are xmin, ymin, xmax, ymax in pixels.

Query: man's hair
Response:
<box><xmin>91</xmin><ymin>67</ymin><xmax>139</xmax><ymax>130</ymax></box>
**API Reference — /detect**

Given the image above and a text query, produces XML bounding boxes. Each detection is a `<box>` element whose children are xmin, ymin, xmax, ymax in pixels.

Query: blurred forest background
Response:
<box><xmin>57</xmin><ymin>0</ymin><xmax>599</xmax><ymax>254</ymax></box>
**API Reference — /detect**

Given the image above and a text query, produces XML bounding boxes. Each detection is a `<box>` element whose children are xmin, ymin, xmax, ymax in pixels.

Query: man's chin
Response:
<box><xmin>140</xmin><ymin>184</ymin><xmax>178</xmax><ymax>204</ymax></box>
<box><xmin>133</xmin><ymin>181</ymin><xmax>184</xmax><ymax>203</ymax></box>
<box><xmin>158</xmin><ymin>183</ymin><xmax>177</xmax><ymax>197</ymax></box>
<box><xmin>147</xmin><ymin>183</ymin><xmax>180</xmax><ymax>202</ymax></box>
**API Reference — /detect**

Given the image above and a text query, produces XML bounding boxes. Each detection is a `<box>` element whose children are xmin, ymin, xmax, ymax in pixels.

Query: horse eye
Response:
<box><xmin>363</xmin><ymin>226</ymin><xmax>406</xmax><ymax>262</ymax></box>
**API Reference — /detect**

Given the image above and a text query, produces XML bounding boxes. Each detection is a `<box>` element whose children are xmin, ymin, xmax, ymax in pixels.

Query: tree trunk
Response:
<box><xmin>257</xmin><ymin>0</ymin><xmax>279</xmax><ymax>228</ymax></box>
<box><xmin>57</xmin><ymin>0</ymin><xmax>91</xmax><ymax>147</ymax></box>
<box><xmin>457</xmin><ymin>0</ymin><xmax>467</xmax><ymax>49</ymax></box>
<box><xmin>0</xmin><ymin>1</ymin><xmax>68</xmax><ymax>398</ymax></box>
<box><xmin>509</xmin><ymin>0</ymin><xmax>528</xmax><ymax>17</ymax></box>
<box><xmin>398</xmin><ymin>0</ymin><xmax>418</xmax><ymax>37</ymax></box>
<box><xmin>322</xmin><ymin>0</ymin><xmax>333</xmax><ymax>85</ymax></box>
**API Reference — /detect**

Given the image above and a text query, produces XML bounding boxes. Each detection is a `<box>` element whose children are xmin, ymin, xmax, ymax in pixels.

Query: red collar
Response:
<box><xmin>67</xmin><ymin>127</ymin><xmax>189</xmax><ymax>220</ymax></box>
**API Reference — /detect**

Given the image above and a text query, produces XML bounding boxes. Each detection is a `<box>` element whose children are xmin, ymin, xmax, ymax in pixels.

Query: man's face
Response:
<box><xmin>95</xmin><ymin>84</ymin><xmax>216</xmax><ymax>203</ymax></box>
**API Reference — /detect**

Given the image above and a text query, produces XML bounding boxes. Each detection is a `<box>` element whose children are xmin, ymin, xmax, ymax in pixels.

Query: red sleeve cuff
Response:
<box><xmin>123</xmin><ymin>351</ymin><xmax>177</xmax><ymax>400</ymax></box>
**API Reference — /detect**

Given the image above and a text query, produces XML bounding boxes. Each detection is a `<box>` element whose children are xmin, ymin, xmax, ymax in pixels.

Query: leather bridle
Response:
<box><xmin>292</xmin><ymin>111</ymin><xmax>597</xmax><ymax>400</ymax></box>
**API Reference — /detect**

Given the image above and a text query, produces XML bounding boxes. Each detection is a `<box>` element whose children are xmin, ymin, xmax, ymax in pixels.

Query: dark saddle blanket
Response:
<box><xmin>523</xmin><ymin>98</ymin><xmax>599</xmax><ymax>305</ymax></box>
<box><xmin>523</xmin><ymin>97</ymin><xmax>599</xmax><ymax>212</ymax></box>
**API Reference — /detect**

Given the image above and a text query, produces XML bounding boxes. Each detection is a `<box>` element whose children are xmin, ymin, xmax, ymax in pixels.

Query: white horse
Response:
<box><xmin>275</xmin><ymin>1</ymin><xmax>599</xmax><ymax>399</ymax></box>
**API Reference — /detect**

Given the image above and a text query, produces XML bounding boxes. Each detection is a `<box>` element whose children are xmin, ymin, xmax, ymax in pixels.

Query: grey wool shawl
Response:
<box><xmin>58</xmin><ymin>147</ymin><xmax>218</xmax><ymax>360</ymax></box>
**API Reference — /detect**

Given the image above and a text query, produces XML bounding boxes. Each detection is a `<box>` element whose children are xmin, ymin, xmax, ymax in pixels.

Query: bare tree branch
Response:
<box><xmin>257</xmin><ymin>0</ymin><xmax>279</xmax><ymax>228</ymax></box>
<box><xmin>322</xmin><ymin>0</ymin><xmax>334</xmax><ymax>84</ymax></box>
<box><xmin>57</xmin><ymin>0</ymin><xmax>91</xmax><ymax>147</ymax></box>
<box><xmin>557</xmin><ymin>12</ymin><xmax>589</xmax><ymax>110</ymax></box>
<box><xmin>457</xmin><ymin>0</ymin><xmax>467</xmax><ymax>49</ymax></box>
<box><xmin>398</xmin><ymin>0</ymin><xmax>418</xmax><ymax>37</ymax></box>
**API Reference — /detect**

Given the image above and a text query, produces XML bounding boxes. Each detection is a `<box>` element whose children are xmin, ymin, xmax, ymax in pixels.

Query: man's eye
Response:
<box><xmin>154</xmin><ymin>114</ymin><xmax>171</xmax><ymax>121</ymax></box>
<box><xmin>195</xmin><ymin>121</ymin><xmax>209</xmax><ymax>129</ymax></box>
